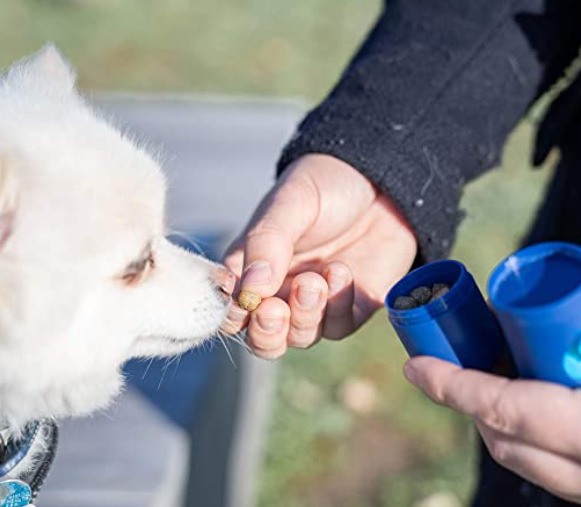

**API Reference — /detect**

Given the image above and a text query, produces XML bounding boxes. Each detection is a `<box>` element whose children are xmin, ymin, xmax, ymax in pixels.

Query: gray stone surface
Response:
<box><xmin>39</xmin><ymin>390</ymin><xmax>189</xmax><ymax>507</ymax></box>
<box><xmin>38</xmin><ymin>95</ymin><xmax>303</xmax><ymax>507</ymax></box>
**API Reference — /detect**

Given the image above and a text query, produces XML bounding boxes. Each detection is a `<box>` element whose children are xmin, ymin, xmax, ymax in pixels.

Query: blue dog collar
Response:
<box><xmin>0</xmin><ymin>420</ymin><xmax>58</xmax><ymax>505</ymax></box>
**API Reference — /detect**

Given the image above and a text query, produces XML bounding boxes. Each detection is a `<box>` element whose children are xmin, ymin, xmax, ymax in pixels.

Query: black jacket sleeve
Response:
<box><xmin>277</xmin><ymin>0</ymin><xmax>581</xmax><ymax>262</ymax></box>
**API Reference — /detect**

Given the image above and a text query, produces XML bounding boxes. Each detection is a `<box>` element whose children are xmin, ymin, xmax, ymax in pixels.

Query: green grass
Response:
<box><xmin>0</xmin><ymin>2</ymin><xmax>553</xmax><ymax>505</ymax></box>
<box><xmin>0</xmin><ymin>0</ymin><xmax>381</xmax><ymax>101</ymax></box>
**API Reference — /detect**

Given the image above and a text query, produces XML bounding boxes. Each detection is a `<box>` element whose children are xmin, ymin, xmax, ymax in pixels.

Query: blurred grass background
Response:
<box><xmin>0</xmin><ymin>1</ymin><xmax>553</xmax><ymax>505</ymax></box>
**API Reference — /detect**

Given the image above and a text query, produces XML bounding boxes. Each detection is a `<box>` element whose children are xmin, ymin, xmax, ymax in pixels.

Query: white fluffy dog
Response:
<box><xmin>0</xmin><ymin>45</ymin><xmax>235</xmax><ymax>434</ymax></box>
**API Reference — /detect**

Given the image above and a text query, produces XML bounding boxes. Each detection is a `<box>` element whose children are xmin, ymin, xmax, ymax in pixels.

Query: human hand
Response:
<box><xmin>222</xmin><ymin>154</ymin><xmax>417</xmax><ymax>358</ymax></box>
<box><xmin>404</xmin><ymin>356</ymin><xmax>581</xmax><ymax>503</ymax></box>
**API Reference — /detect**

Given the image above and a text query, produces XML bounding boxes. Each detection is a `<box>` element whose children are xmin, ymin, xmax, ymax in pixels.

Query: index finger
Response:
<box><xmin>238</xmin><ymin>173</ymin><xmax>319</xmax><ymax>298</ymax></box>
<box><xmin>404</xmin><ymin>356</ymin><xmax>581</xmax><ymax>462</ymax></box>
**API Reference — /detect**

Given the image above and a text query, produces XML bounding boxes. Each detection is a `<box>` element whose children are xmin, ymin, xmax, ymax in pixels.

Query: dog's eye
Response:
<box><xmin>120</xmin><ymin>252</ymin><xmax>154</xmax><ymax>286</ymax></box>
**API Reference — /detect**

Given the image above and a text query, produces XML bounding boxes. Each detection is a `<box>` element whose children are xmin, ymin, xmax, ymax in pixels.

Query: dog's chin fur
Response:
<box><xmin>0</xmin><ymin>45</ymin><xmax>231</xmax><ymax>432</ymax></box>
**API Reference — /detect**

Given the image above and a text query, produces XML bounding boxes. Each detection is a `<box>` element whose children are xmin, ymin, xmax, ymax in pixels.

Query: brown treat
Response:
<box><xmin>410</xmin><ymin>285</ymin><xmax>432</xmax><ymax>305</ymax></box>
<box><xmin>394</xmin><ymin>296</ymin><xmax>419</xmax><ymax>311</ymax></box>
<box><xmin>237</xmin><ymin>290</ymin><xmax>262</xmax><ymax>311</ymax></box>
<box><xmin>430</xmin><ymin>285</ymin><xmax>450</xmax><ymax>302</ymax></box>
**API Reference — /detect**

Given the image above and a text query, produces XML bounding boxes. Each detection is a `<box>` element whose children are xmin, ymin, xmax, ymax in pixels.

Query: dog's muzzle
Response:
<box><xmin>0</xmin><ymin>420</ymin><xmax>58</xmax><ymax>506</ymax></box>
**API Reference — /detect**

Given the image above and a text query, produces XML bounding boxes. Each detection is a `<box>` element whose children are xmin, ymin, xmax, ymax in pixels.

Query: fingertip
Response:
<box><xmin>287</xmin><ymin>272</ymin><xmax>327</xmax><ymax>348</ymax></box>
<box><xmin>241</xmin><ymin>224</ymin><xmax>294</xmax><ymax>297</ymax></box>
<box><xmin>223</xmin><ymin>250</ymin><xmax>244</xmax><ymax>278</ymax></box>
<box><xmin>240</xmin><ymin>259</ymin><xmax>277</xmax><ymax>297</ymax></box>
<box><xmin>290</xmin><ymin>271</ymin><xmax>328</xmax><ymax>304</ymax></box>
<box><xmin>221</xmin><ymin>302</ymin><xmax>250</xmax><ymax>335</ymax></box>
<box><xmin>403</xmin><ymin>359</ymin><xmax>418</xmax><ymax>385</ymax></box>
<box><xmin>407</xmin><ymin>355</ymin><xmax>459</xmax><ymax>370</ymax></box>
<box><xmin>247</xmin><ymin>297</ymin><xmax>290</xmax><ymax>352</ymax></box>
<box><xmin>403</xmin><ymin>356</ymin><xmax>460</xmax><ymax>390</ymax></box>
<box><xmin>322</xmin><ymin>261</ymin><xmax>355</xmax><ymax>340</ymax></box>
<box><xmin>252</xmin><ymin>295</ymin><xmax>291</xmax><ymax>319</ymax></box>
<box><xmin>292</xmin><ymin>271</ymin><xmax>328</xmax><ymax>287</ymax></box>
<box><xmin>250</xmin><ymin>342</ymin><xmax>288</xmax><ymax>361</ymax></box>
<box><xmin>323</xmin><ymin>260</ymin><xmax>353</xmax><ymax>295</ymax></box>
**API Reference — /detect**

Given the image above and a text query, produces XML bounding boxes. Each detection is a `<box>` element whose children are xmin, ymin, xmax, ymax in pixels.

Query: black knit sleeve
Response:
<box><xmin>278</xmin><ymin>0</ymin><xmax>581</xmax><ymax>262</ymax></box>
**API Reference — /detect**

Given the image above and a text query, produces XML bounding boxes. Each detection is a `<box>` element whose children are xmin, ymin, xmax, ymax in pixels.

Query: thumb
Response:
<box><xmin>240</xmin><ymin>174</ymin><xmax>318</xmax><ymax>298</ymax></box>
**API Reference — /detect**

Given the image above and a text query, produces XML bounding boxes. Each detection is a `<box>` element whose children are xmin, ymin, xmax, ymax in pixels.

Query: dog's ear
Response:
<box><xmin>0</xmin><ymin>155</ymin><xmax>17</xmax><ymax>250</ymax></box>
<box><xmin>2</xmin><ymin>43</ymin><xmax>77</xmax><ymax>94</ymax></box>
<box><xmin>30</xmin><ymin>44</ymin><xmax>76</xmax><ymax>91</ymax></box>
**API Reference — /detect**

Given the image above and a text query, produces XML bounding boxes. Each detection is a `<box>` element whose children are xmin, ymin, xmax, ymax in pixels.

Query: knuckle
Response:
<box><xmin>289</xmin><ymin>328</ymin><xmax>319</xmax><ymax>349</ymax></box>
<box><xmin>424</xmin><ymin>375</ymin><xmax>449</xmax><ymax>406</ymax></box>
<box><xmin>432</xmin><ymin>385</ymin><xmax>448</xmax><ymax>406</ymax></box>
<box><xmin>247</xmin><ymin>217</ymin><xmax>286</xmax><ymax>243</ymax></box>
<box><xmin>488</xmin><ymin>438</ymin><xmax>511</xmax><ymax>467</ymax></box>
<box><xmin>326</xmin><ymin>260</ymin><xmax>351</xmax><ymax>277</ymax></box>
<box><xmin>290</xmin><ymin>338</ymin><xmax>314</xmax><ymax>350</ymax></box>
<box><xmin>481</xmin><ymin>384</ymin><xmax>513</xmax><ymax>434</ymax></box>
<box><xmin>249</xmin><ymin>332</ymin><xmax>283</xmax><ymax>352</ymax></box>
<box><xmin>252</xmin><ymin>342</ymin><xmax>286</xmax><ymax>360</ymax></box>
<box><xmin>291</xmin><ymin>313</ymin><xmax>323</xmax><ymax>331</ymax></box>
<box><xmin>322</xmin><ymin>326</ymin><xmax>348</xmax><ymax>341</ymax></box>
<box><xmin>220</xmin><ymin>322</ymin><xmax>241</xmax><ymax>335</ymax></box>
<box><xmin>295</xmin><ymin>271</ymin><xmax>326</xmax><ymax>287</ymax></box>
<box><xmin>286</xmin><ymin>170</ymin><xmax>319</xmax><ymax>204</ymax></box>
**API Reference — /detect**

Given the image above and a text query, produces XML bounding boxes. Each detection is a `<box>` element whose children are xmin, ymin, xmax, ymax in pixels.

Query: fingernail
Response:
<box><xmin>297</xmin><ymin>286</ymin><xmax>321</xmax><ymax>309</ymax></box>
<box><xmin>242</xmin><ymin>261</ymin><xmax>271</xmax><ymax>287</ymax></box>
<box><xmin>403</xmin><ymin>362</ymin><xmax>418</xmax><ymax>385</ymax></box>
<box><xmin>256</xmin><ymin>315</ymin><xmax>283</xmax><ymax>334</ymax></box>
<box><xmin>328</xmin><ymin>273</ymin><xmax>346</xmax><ymax>295</ymax></box>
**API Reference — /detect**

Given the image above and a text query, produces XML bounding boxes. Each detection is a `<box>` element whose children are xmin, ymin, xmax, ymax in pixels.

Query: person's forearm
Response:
<box><xmin>279</xmin><ymin>0</ymin><xmax>581</xmax><ymax>262</ymax></box>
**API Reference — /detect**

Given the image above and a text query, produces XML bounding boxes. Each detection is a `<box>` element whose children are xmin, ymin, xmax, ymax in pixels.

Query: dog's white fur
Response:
<box><xmin>0</xmin><ymin>45</ymin><xmax>231</xmax><ymax>432</ymax></box>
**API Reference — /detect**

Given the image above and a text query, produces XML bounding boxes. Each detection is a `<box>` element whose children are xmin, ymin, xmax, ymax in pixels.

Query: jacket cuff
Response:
<box><xmin>277</xmin><ymin>110</ymin><xmax>465</xmax><ymax>263</ymax></box>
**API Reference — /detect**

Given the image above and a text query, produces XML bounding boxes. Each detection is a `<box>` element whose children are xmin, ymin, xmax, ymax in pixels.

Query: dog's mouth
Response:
<box><xmin>139</xmin><ymin>335</ymin><xmax>202</xmax><ymax>345</ymax></box>
<box><xmin>131</xmin><ymin>333</ymin><xmax>215</xmax><ymax>358</ymax></box>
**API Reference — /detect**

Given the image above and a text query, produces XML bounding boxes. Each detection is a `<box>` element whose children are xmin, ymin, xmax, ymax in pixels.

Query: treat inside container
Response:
<box><xmin>387</xmin><ymin>260</ymin><xmax>503</xmax><ymax>370</ymax></box>
<box><xmin>488</xmin><ymin>242</ymin><xmax>581</xmax><ymax>386</ymax></box>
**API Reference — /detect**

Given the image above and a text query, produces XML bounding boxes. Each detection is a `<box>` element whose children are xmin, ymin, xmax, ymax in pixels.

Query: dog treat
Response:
<box><xmin>432</xmin><ymin>283</ymin><xmax>449</xmax><ymax>293</ymax></box>
<box><xmin>394</xmin><ymin>283</ymin><xmax>451</xmax><ymax>310</ymax></box>
<box><xmin>238</xmin><ymin>290</ymin><xmax>262</xmax><ymax>312</ymax></box>
<box><xmin>410</xmin><ymin>285</ymin><xmax>432</xmax><ymax>305</ymax></box>
<box><xmin>394</xmin><ymin>296</ymin><xmax>419</xmax><ymax>310</ymax></box>
<box><xmin>430</xmin><ymin>283</ymin><xmax>450</xmax><ymax>302</ymax></box>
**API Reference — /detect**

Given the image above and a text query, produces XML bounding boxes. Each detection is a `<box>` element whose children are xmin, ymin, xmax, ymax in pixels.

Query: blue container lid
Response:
<box><xmin>488</xmin><ymin>242</ymin><xmax>581</xmax><ymax>317</ymax></box>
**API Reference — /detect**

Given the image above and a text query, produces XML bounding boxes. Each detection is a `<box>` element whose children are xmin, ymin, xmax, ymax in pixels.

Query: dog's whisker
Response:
<box><xmin>217</xmin><ymin>335</ymin><xmax>237</xmax><ymax>369</ymax></box>
<box><xmin>141</xmin><ymin>358</ymin><xmax>155</xmax><ymax>380</ymax></box>
<box><xmin>156</xmin><ymin>359</ymin><xmax>171</xmax><ymax>392</ymax></box>
<box><xmin>232</xmin><ymin>337</ymin><xmax>252</xmax><ymax>354</ymax></box>
<box><xmin>170</xmin><ymin>354</ymin><xmax>184</xmax><ymax>381</ymax></box>
<box><xmin>101</xmin><ymin>410</ymin><xmax>115</xmax><ymax>422</ymax></box>
<box><xmin>165</xmin><ymin>227</ymin><xmax>186</xmax><ymax>237</ymax></box>
<box><xmin>219</xmin><ymin>328</ymin><xmax>255</xmax><ymax>356</ymax></box>
<box><xmin>161</xmin><ymin>354</ymin><xmax>181</xmax><ymax>373</ymax></box>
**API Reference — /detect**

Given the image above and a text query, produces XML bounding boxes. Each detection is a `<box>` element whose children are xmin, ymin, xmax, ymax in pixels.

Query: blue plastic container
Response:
<box><xmin>488</xmin><ymin>242</ymin><xmax>581</xmax><ymax>387</ymax></box>
<box><xmin>386</xmin><ymin>260</ymin><xmax>503</xmax><ymax>370</ymax></box>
